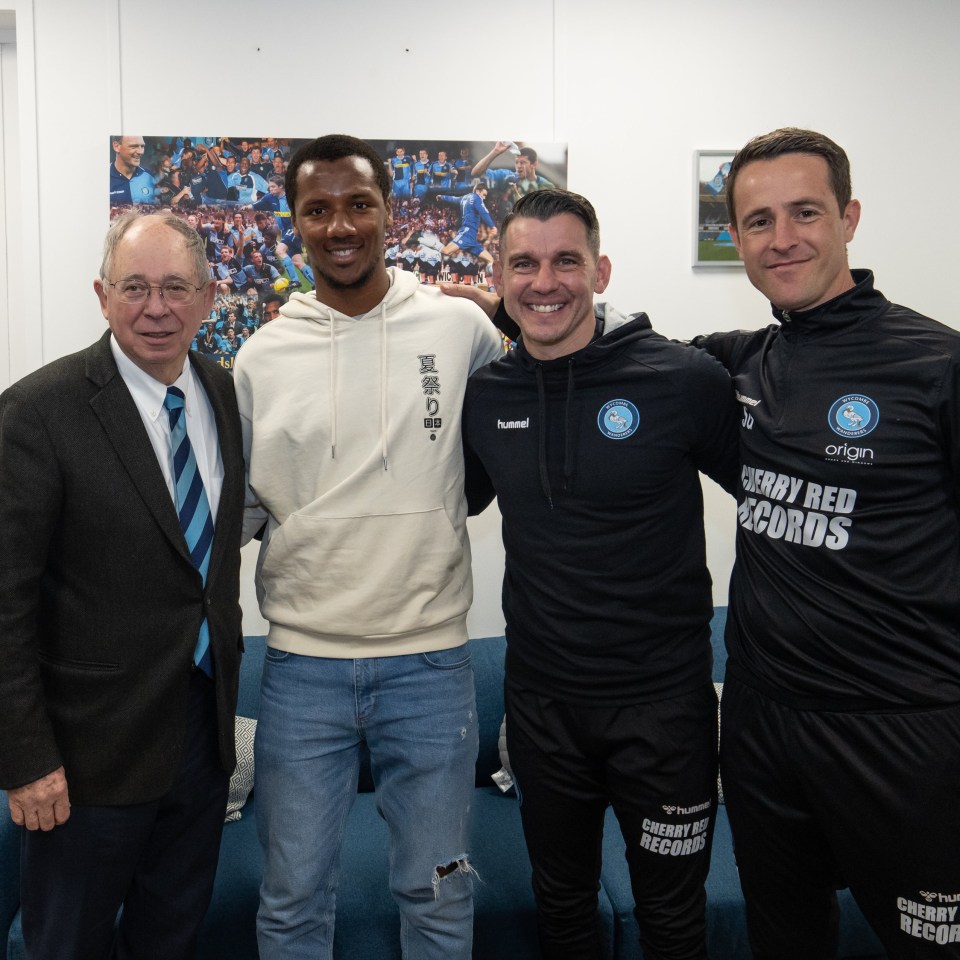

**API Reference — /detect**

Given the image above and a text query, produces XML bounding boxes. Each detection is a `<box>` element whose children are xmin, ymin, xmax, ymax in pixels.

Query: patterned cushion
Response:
<box><xmin>491</xmin><ymin>715</ymin><xmax>514</xmax><ymax>793</ymax></box>
<box><xmin>225</xmin><ymin>715</ymin><xmax>257</xmax><ymax>822</ymax></box>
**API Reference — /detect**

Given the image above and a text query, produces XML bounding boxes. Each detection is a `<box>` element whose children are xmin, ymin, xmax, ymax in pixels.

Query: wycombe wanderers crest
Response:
<box><xmin>828</xmin><ymin>394</ymin><xmax>879</xmax><ymax>439</ymax></box>
<box><xmin>598</xmin><ymin>399</ymin><xmax>639</xmax><ymax>440</ymax></box>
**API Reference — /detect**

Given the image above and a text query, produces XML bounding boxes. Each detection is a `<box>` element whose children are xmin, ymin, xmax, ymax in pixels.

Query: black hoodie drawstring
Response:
<box><xmin>563</xmin><ymin>360</ymin><xmax>575</xmax><ymax>493</ymax></box>
<box><xmin>535</xmin><ymin>360</ymin><xmax>578</xmax><ymax>509</ymax></box>
<box><xmin>535</xmin><ymin>363</ymin><xmax>554</xmax><ymax>509</ymax></box>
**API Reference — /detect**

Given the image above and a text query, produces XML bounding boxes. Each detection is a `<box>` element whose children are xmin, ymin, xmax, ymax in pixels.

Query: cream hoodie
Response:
<box><xmin>233</xmin><ymin>268</ymin><xmax>503</xmax><ymax>657</ymax></box>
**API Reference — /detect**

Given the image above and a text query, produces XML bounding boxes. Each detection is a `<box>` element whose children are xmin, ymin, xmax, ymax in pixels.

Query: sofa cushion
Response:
<box><xmin>468</xmin><ymin>636</ymin><xmax>508</xmax><ymax>786</ymax></box>
<box><xmin>710</xmin><ymin>608</ymin><xmax>728</xmax><ymax>681</ymax></box>
<box><xmin>237</xmin><ymin>636</ymin><xmax>266</xmax><ymax>718</ymax></box>
<box><xmin>225</xmin><ymin>716</ymin><xmax>257</xmax><ymax>822</ymax></box>
<box><xmin>491</xmin><ymin>716</ymin><xmax>514</xmax><ymax>793</ymax></box>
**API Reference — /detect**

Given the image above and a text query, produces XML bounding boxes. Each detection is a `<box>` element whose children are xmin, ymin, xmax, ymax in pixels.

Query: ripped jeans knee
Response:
<box><xmin>432</xmin><ymin>856</ymin><xmax>479</xmax><ymax>899</ymax></box>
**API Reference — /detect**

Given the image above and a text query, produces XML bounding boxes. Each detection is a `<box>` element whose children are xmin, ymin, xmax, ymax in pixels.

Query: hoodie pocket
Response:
<box><xmin>258</xmin><ymin>507</ymin><xmax>470</xmax><ymax>637</ymax></box>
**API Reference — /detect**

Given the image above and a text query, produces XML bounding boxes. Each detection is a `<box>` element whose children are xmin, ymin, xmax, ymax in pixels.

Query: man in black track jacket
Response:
<box><xmin>462</xmin><ymin>189</ymin><xmax>740</xmax><ymax>960</ymax></box>
<box><xmin>691</xmin><ymin>128</ymin><xmax>960</xmax><ymax>960</ymax></box>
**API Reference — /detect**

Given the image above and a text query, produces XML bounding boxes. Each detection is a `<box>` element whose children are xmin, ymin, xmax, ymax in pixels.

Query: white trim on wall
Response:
<box><xmin>2</xmin><ymin>0</ymin><xmax>41</xmax><ymax>383</ymax></box>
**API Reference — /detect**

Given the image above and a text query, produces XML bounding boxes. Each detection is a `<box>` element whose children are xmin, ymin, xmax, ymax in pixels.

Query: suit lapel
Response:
<box><xmin>86</xmin><ymin>332</ymin><xmax>193</xmax><ymax>564</ymax></box>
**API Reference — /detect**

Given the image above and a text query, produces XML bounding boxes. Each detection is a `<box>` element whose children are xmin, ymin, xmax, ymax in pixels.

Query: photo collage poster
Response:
<box><xmin>108</xmin><ymin>136</ymin><xmax>569</xmax><ymax>369</ymax></box>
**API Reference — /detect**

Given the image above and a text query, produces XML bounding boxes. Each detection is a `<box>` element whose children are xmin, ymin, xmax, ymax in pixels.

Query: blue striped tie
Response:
<box><xmin>164</xmin><ymin>387</ymin><xmax>215</xmax><ymax>677</ymax></box>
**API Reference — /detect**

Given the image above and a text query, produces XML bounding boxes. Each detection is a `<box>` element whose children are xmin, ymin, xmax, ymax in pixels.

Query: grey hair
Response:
<box><xmin>101</xmin><ymin>210</ymin><xmax>210</xmax><ymax>285</ymax></box>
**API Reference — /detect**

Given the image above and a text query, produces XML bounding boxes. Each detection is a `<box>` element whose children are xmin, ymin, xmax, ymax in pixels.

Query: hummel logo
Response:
<box><xmin>497</xmin><ymin>418</ymin><xmax>529</xmax><ymax>429</ymax></box>
<box><xmin>736</xmin><ymin>392</ymin><xmax>760</xmax><ymax>407</ymax></box>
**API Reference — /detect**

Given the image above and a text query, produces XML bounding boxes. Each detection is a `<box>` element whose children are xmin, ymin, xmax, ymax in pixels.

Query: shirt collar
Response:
<box><xmin>109</xmin><ymin>334</ymin><xmax>194</xmax><ymax>422</ymax></box>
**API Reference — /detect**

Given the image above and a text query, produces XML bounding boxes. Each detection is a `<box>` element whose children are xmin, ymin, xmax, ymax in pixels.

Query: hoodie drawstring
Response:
<box><xmin>283</xmin><ymin>281</ymin><xmax>399</xmax><ymax>471</ymax></box>
<box><xmin>329</xmin><ymin>312</ymin><xmax>337</xmax><ymax>459</ymax></box>
<box><xmin>563</xmin><ymin>360</ymin><xmax>575</xmax><ymax>492</ymax></box>
<box><xmin>325</xmin><ymin>301</ymin><xmax>388</xmax><ymax>470</ymax></box>
<box><xmin>535</xmin><ymin>360</ymin><xmax>578</xmax><ymax>509</ymax></box>
<box><xmin>380</xmin><ymin>300</ymin><xmax>388</xmax><ymax>471</ymax></box>
<box><xmin>535</xmin><ymin>364</ymin><xmax>554</xmax><ymax>510</ymax></box>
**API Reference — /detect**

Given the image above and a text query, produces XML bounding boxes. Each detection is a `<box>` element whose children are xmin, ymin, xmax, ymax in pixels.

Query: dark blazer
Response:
<box><xmin>0</xmin><ymin>330</ymin><xmax>244</xmax><ymax>805</ymax></box>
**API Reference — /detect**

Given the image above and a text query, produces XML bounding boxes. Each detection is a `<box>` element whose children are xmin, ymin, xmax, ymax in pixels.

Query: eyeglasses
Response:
<box><xmin>103</xmin><ymin>278</ymin><xmax>205</xmax><ymax>305</ymax></box>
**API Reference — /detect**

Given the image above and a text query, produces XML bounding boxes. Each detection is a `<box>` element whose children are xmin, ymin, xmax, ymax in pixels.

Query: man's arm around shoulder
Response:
<box><xmin>685</xmin><ymin>348</ymin><xmax>741</xmax><ymax>496</ymax></box>
<box><xmin>438</xmin><ymin>284</ymin><xmax>520</xmax><ymax>343</ymax></box>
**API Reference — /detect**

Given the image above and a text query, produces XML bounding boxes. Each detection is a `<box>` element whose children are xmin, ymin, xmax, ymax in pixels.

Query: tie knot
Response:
<box><xmin>164</xmin><ymin>387</ymin><xmax>186</xmax><ymax>429</ymax></box>
<box><xmin>164</xmin><ymin>387</ymin><xmax>186</xmax><ymax>413</ymax></box>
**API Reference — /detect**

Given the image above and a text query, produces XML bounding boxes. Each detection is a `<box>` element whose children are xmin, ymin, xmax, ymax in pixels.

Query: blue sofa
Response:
<box><xmin>0</xmin><ymin>611</ymin><xmax>887</xmax><ymax>959</ymax></box>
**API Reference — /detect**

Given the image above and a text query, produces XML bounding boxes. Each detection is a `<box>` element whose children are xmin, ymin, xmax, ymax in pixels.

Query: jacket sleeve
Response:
<box><xmin>462</xmin><ymin>389</ymin><xmax>496</xmax><ymax>517</ymax></box>
<box><xmin>0</xmin><ymin>387</ymin><xmax>65</xmax><ymax>789</ymax></box>
<box><xmin>689</xmin><ymin>327</ymin><xmax>769</xmax><ymax>373</ymax></box>
<box><xmin>493</xmin><ymin>299</ymin><xmax>521</xmax><ymax>344</ymax></box>
<box><xmin>938</xmin><ymin>354</ymin><xmax>960</xmax><ymax>504</ymax></box>
<box><xmin>687</xmin><ymin>350</ymin><xmax>741</xmax><ymax>497</ymax></box>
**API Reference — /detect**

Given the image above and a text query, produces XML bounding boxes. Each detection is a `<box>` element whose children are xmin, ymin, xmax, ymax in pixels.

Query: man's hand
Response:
<box><xmin>8</xmin><ymin>767</ymin><xmax>70</xmax><ymax>831</ymax></box>
<box><xmin>438</xmin><ymin>282</ymin><xmax>500</xmax><ymax>319</ymax></box>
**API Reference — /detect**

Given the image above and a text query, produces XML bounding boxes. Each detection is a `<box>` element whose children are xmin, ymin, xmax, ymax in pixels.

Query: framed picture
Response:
<box><xmin>693</xmin><ymin>150</ymin><xmax>741</xmax><ymax>267</ymax></box>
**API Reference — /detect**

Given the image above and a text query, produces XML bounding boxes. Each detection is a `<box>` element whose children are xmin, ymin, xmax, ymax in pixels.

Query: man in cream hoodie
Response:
<box><xmin>233</xmin><ymin>134</ymin><xmax>502</xmax><ymax>960</ymax></box>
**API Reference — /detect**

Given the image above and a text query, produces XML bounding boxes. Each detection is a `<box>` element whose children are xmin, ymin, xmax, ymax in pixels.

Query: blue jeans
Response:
<box><xmin>255</xmin><ymin>646</ymin><xmax>479</xmax><ymax>960</ymax></box>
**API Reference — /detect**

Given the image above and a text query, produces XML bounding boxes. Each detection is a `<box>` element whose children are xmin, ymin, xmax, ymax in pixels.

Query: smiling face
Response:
<box><xmin>731</xmin><ymin>153</ymin><xmax>860</xmax><ymax>313</ymax></box>
<box><xmin>291</xmin><ymin>155</ymin><xmax>391</xmax><ymax>315</ymax></box>
<box><xmin>494</xmin><ymin>212</ymin><xmax>611</xmax><ymax>361</ymax></box>
<box><xmin>113</xmin><ymin>136</ymin><xmax>145</xmax><ymax>175</ymax></box>
<box><xmin>95</xmin><ymin>219</ymin><xmax>213</xmax><ymax>384</ymax></box>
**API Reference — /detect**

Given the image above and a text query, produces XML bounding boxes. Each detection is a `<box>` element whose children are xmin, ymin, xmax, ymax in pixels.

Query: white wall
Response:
<box><xmin>7</xmin><ymin>0</ymin><xmax>960</xmax><ymax>636</ymax></box>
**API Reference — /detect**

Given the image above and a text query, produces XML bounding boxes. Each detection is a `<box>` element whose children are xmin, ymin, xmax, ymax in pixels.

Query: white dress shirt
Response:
<box><xmin>110</xmin><ymin>336</ymin><xmax>224</xmax><ymax>520</ymax></box>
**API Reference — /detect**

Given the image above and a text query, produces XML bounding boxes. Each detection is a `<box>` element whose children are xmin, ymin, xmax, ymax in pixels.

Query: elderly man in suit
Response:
<box><xmin>0</xmin><ymin>210</ymin><xmax>244</xmax><ymax>960</ymax></box>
